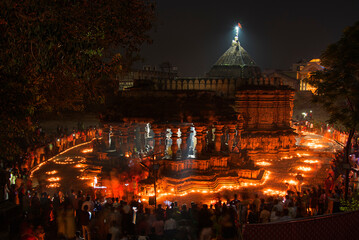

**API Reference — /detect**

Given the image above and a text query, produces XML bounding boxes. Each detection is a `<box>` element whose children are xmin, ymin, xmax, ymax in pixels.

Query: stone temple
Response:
<box><xmin>100</xmin><ymin>31</ymin><xmax>296</xmax><ymax>199</ymax></box>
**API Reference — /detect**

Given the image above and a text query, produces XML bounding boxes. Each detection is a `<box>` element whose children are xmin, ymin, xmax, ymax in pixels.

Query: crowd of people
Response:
<box><xmin>2</xmin><ymin>123</ymin><xmax>359</xmax><ymax>239</ymax></box>
<box><xmin>10</xmin><ymin>177</ymin><xmax>356</xmax><ymax>240</ymax></box>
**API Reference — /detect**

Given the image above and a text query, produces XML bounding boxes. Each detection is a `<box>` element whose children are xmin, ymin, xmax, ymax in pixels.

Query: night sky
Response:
<box><xmin>138</xmin><ymin>0</ymin><xmax>359</xmax><ymax>77</ymax></box>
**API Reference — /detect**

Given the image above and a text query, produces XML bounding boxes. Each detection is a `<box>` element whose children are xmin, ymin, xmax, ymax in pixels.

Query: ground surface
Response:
<box><xmin>31</xmin><ymin>132</ymin><xmax>342</xmax><ymax>205</ymax></box>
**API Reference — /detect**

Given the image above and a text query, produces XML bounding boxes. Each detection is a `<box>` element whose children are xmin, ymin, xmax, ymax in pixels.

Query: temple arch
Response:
<box><xmin>188</xmin><ymin>80</ymin><xmax>194</xmax><ymax>90</ymax></box>
<box><xmin>166</xmin><ymin>80</ymin><xmax>171</xmax><ymax>90</ymax></box>
<box><xmin>206</xmin><ymin>80</ymin><xmax>211</xmax><ymax>90</ymax></box>
<box><xmin>211</xmin><ymin>80</ymin><xmax>217</xmax><ymax>91</ymax></box>
<box><xmin>200</xmin><ymin>80</ymin><xmax>205</xmax><ymax>90</ymax></box>
<box><xmin>183</xmin><ymin>81</ymin><xmax>188</xmax><ymax>90</ymax></box>
<box><xmin>194</xmin><ymin>79</ymin><xmax>200</xmax><ymax>89</ymax></box>
<box><xmin>177</xmin><ymin>81</ymin><xmax>182</xmax><ymax>90</ymax></box>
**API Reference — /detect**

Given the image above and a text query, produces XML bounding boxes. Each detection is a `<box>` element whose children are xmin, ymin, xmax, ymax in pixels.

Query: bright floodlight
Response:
<box><xmin>235</xmin><ymin>26</ymin><xmax>239</xmax><ymax>31</ymax></box>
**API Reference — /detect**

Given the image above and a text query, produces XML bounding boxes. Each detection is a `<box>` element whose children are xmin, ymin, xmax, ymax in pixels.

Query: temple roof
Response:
<box><xmin>206</xmin><ymin>38</ymin><xmax>261</xmax><ymax>78</ymax></box>
<box><xmin>214</xmin><ymin>43</ymin><xmax>256</xmax><ymax>67</ymax></box>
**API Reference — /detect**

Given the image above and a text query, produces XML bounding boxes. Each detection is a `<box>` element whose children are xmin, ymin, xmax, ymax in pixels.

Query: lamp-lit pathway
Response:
<box><xmin>31</xmin><ymin>132</ymin><xmax>342</xmax><ymax>204</ymax></box>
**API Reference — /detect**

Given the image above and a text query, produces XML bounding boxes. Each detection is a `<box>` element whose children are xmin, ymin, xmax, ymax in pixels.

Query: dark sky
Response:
<box><xmin>138</xmin><ymin>0</ymin><xmax>359</xmax><ymax>77</ymax></box>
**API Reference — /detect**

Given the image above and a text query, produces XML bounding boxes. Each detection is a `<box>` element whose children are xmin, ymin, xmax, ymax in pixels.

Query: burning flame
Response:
<box><xmin>256</xmin><ymin>161</ymin><xmax>272</xmax><ymax>166</ymax></box>
<box><xmin>305</xmin><ymin>141</ymin><xmax>324</xmax><ymax>149</ymax></box>
<box><xmin>263</xmin><ymin>189</ymin><xmax>287</xmax><ymax>196</ymax></box>
<box><xmin>46</xmin><ymin>170</ymin><xmax>58</xmax><ymax>175</ymax></box>
<box><xmin>303</xmin><ymin>160</ymin><xmax>319</xmax><ymax>164</ymax></box>
<box><xmin>297</xmin><ymin>166</ymin><xmax>312</xmax><ymax>172</ymax></box>
<box><xmin>47</xmin><ymin>183</ymin><xmax>61</xmax><ymax>188</ymax></box>
<box><xmin>82</xmin><ymin>148</ymin><xmax>93</xmax><ymax>153</ymax></box>
<box><xmin>47</xmin><ymin>177</ymin><xmax>61</xmax><ymax>182</ymax></box>
<box><xmin>284</xmin><ymin>179</ymin><xmax>298</xmax><ymax>185</ymax></box>
<box><xmin>74</xmin><ymin>164</ymin><xmax>86</xmax><ymax>168</ymax></box>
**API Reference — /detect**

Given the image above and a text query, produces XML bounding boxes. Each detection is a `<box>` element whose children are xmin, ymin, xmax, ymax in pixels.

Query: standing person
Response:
<box><xmin>198</xmin><ymin>204</ymin><xmax>213</xmax><ymax>240</ymax></box>
<box><xmin>79</xmin><ymin>205</ymin><xmax>91</xmax><ymax>240</ymax></box>
<box><xmin>295</xmin><ymin>173</ymin><xmax>303</xmax><ymax>193</ymax></box>
<box><xmin>152</xmin><ymin>214</ymin><xmax>164</xmax><ymax>240</ymax></box>
<box><xmin>329</xmin><ymin>189</ymin><xmax>341</xmax><ymax>214</ymax></box>
<box><xmin>4</xmin><ymin>182</ymin><xmax>10</xmax><ymax>200</ymax></box>
<box><xmin>270</xmin><ymin>206</ymin><xmax>281</xmax><ymax>223</ymax></box>
<box><xmin>309</xmin><ymin>187</ymin><xmax>318</xmax><ymax>215</ymax></box>
<box><xmin>318</xmin><ymin>189</ymin><xmax>326</xmax><ymax>215</ymax></box>
<box><xmin>65</xmin><ymin>202</ymin><xmax>76</xmax><ymax>239</ymax></box>
<box><xmin>220</xmin><ymin>207</ymin><xmax>237</xmax><ymax>240</ymax></box>
<box><xmin>252</xmin><ymin>194</ymin><xmax>261</xmax><ymax>213</ymax></box>
<box><xmin>230</xmin><ymin>194</ymin><xmax>240</xmax><ymax>206</ymax></box>
<box><xmin>108</xmin><ymin>221</ymin><xmax>120</xmax><ymax>240</ymax></box>
<box><xmin>57</xmin><ymin>203</ymin><xmax>66</xmax><ymax>239</ymax></box>
<box><xmin>325</xmin><ymin>175</ymin><xmax>334</xmax><ymax>196</ymax></box>
<box><xmin>164</xmin><ymin>212</ymin><xmax>177</xmax><ymax>240</ymax></box>
<box><xmin>259</xmin><ymin>205</ymin><xmax>270</xmax><ymax>223</ymax></box>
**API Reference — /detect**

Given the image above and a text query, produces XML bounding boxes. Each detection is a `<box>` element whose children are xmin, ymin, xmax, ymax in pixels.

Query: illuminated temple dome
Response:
<box><xmin>206</xmin><ymin>35</ymin><xmax>261</xmax><ymax>79</ymax></box>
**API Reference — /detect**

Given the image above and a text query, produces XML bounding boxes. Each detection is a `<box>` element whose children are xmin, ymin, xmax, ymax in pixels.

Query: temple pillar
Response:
<box><xmin>161</xmin><ymin>128</ymin><xmax>169</xmax><ymax>155</ymax></box>
<box><xmin>227</xmin><ymin>124</ymin><xmax>236</xmax><ymax>152</ymax></box>
<box><xmin>214</xmin><ymin>124</ymin><xmax>224</xmax><ymax>152</ymax></box>
<box><xmin>127</xmin><ymin>124</ymin><xmax>136</xmax><ymax>154</ymax></box>
<box><xmin>180</xmin><ymin>125</ymin><xmax>189</xmax><ymax>158</ymax></box>
<box><xmin>103</xmin><ymin>125</ymin><xmax>110</xmax><ymax>149</ymax></box>
<box><xmin>139</xmin><ymin>125</ymin><xmax>146</xmax><ymax>152</ymax></box>
<box><xmin>170</xmin><ymin>126</ymin><xmax>179</xmax><ymax>159</ymax></box>
<box><xmin>194</xmin><ymin>126</ymin><xmax>204</xmax><ymax>155</ymax></box>
<box><xmin>119</xmin><ymin>125</ymin><xmax>129</xmax><ymax>155</ymax></box>
<box><xmin>152</xmin><ymin>125</ymin><xmax>162</xmax><ymax>153</ymax></box>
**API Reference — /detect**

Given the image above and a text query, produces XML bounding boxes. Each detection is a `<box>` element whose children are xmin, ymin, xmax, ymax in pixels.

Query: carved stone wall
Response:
<box><xmin>235</xmin><ymin>89</ymin><xmax>294</xmax><ymax>129</ymax></box>
<box><xmin>155</xmin><ymin>77</ymin><xmax>284</xmax><ymax>98</ymax></box>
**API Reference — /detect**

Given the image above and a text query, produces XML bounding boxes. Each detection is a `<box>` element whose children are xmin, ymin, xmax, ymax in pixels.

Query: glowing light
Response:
<box><xmin>297</xmin><ymin>153</ymin><xmax>310</xmax><ymax>157</ymax></box>
<box><xmin>256</xmin><ymin>161</ymin><xmax>272</xmax><ymax>166</ymax></box>
<box><xmin>82</xmin><ymin>148</ymin><xmax>93</xmax><ymax>153</ymax></box>
<box><xmin>284</xmin><ymin>180</ymin><xmax>298</xmax><ymax>185</ymax></box>
<box><xmin>297</xmin><ymin>166</ymin><xmax>312</xmax><ymax>172</ymax></box>
<box><xmin>47</xmin><ymin>183</ymin><xmax>61</xmax><ymax>188</ymax></box>
<box><xmin>138</xmin><ymin>170</ymin><xmax>269</xmax><ymax>199</ymax></box>
<box><xmin>290</xmin><ymin>173</ymin><xmax>306</xmax><ymax>177</ymax></box>
<box><xmin>47</xmin><ymin>177</ymin><xmax>61</xmax><ymax>182</ymax></box>
<box><xmin>45</xmin><ymin>170</ymin><xmax>58</xmax><ymax>175</ymax></box>
<box><xmin>74</xmin><ymin>164</ymin><xmax>86</xmax><ymax>168</ymax></box>
<box><xmin>30</xmin><ymin>140</ymin><xmax>97</xmax><ymax>178</ymax></box>
<box><xmin>263</xmin><ymin>189</ymin><xmax>286</xmax><ymax>196</ymax></box>
<box><xmin>54</xmin><ymin>157</ymin><xmax>76</xmax><ymax>165</ymax></box>
<box><xmin>305</xmin><ymin>142</ymin><xmax>324</xmax><ymax>149</ymax></box>
<box><xmin>77</xmin><ymin>176</ymin><xmax>92</xmax><ymax>180</ymax></box>
<box><xmin>94</xmin><ymin>177</ymin><xmax>98</xmax><ymax>187</ymax></box>
<box><xmin>303</xmin><ymin>160</ymin><xmax>319</xmax><ymax>164</ymax></box>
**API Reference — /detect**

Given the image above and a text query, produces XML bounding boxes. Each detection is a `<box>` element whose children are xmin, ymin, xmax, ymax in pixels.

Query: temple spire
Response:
<box><xmin>232</xmin><ymin>22</ymin><xmax>242</xmax><ymax>45</ymax></box>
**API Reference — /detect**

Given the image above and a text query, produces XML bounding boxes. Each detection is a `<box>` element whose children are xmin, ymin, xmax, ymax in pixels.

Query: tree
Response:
<box><xmin>308</xmin><ymin>21</ymin><xmax>359</xmax><ymax>200</ymax></box>
<box><xmin>0</xmin><ymin>0</ymin><xmax>155</xmax><ymax>163</ymax></box>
